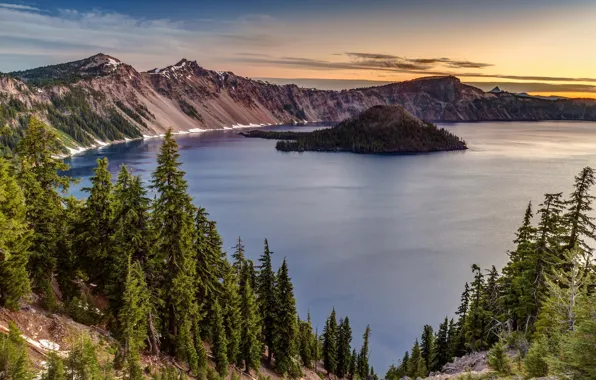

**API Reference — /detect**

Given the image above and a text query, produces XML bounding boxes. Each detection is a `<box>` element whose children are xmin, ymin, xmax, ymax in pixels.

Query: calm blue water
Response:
<box><xmin>64</xmin><ymin>121</ymin><xmax>596</xmax><ymax>372</ymax></box>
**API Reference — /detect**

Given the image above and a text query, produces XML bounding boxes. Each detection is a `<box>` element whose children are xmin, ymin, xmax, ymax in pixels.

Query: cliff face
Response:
<box><xmin>2</xmin><ymin>54</ymin><xmax>596</xmax><ymax>151</ymax></box>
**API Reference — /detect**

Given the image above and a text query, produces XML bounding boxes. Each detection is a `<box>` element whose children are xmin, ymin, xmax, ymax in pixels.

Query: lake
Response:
<box><xmin>64</xmin><ymin>121</ymin><xmax>596</xmax><ymax>372</ymax></box>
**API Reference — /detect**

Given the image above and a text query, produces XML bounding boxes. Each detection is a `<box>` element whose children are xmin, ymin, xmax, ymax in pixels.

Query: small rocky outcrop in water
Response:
<box><xmin>242</xmin><ymin>105</ymin><xmax>468</xmax><ymax>154</ymax></box>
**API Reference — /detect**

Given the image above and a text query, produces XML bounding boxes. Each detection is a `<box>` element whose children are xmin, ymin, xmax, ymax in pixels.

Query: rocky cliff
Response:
<box><xmin>2</xmin><ymin>53</ymin><xmax>596</xmax><ymax>152</ymax></box>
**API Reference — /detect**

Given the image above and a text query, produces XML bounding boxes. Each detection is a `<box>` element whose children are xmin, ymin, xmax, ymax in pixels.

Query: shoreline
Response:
<box><xmin>59</xmin><ymin>121</ymin><xmax>315</xmax><ymax>159</ymax></box>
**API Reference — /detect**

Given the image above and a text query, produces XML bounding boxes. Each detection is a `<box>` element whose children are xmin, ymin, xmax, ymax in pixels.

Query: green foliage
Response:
<box><xmin>357</xmin><ymin>325</ymin><xmax>371</xmax><ymax>380</ymax></box>
<box><xmin>17</xmin><ymin>117</ymin><xmax>73</xmax><ymax>306</ymax></box>
<box><xmin>151</xmin><ymin>129</ymin><xmax>200</xmax><ymax>366</ymax></box>
<box><xmin>212</xmin><ymin>300</ymin><xmax>229</xmax><ymax>377</ymax></box>
<box><xmin>77</xmin><ymin>157</ymin><xmax>113</xmax><ymax>290</ymax></box>
<box><xmin>487</xmin><ymin>340</ymin><xmax>510</xmax><ymax>375</ymax></box>
<box><xmin>0</xmin><ymin>157</ymin><xmax>30</xmax><ymax>310</ymax></box>
<box><xmin>257</xmin><ymin>239</ymin><xmax>276</xmax><ymax>363</ymax></box>
<box><xmin>0</xmin><ymin>322</ymin><xmax>31</xmax><ymax>380</ymax></box>
<box><xmin>42</xmin><ymin>352</ymin><xmax>66</xmax><ymax>380</ymax></box>
<box><xmin>336</xmin><ymin>317</ymin><xmax>352</xmax><ymax>378</ymax></box>
<box><xmin>67</xmin><ymin>335</ymin><xmax>103</xmax><ymax>380</ymax></box>
<box><xmin>179</xmin><ymin>100</ymin><xmax>203</xmax><ymax>121</ymax></box>
<box><xmin>420</xmin><ymin>324</ymin><xmax>435</xmax><ymax>373</ymax></box>
<box><xmin>524</xmin><ymin>335</ymin><xmax>549</xmax><ymax>378</ymax></box>
<box><xmin>238</xmin><ymin>262</ymin><xmax>262</xmax><ymax>373</ymax></box>
<box><xmin>272</xmin><ymin>259</ymin><xmax>299</xmax><ymax>375</ymax></box>
<box><xmin>322</xmin><ymin>308</ymin><xmax>338</xmax><ymax>375</ymax></box>
<box><xmin>406</xmin><ymin>340</ymin><xmax>422</xmax><ymax>379</ymax></box>
<box><xmin>221</xmin><ymin>261</ymin><xmax>241</xmax><ymax>365</ymax></box>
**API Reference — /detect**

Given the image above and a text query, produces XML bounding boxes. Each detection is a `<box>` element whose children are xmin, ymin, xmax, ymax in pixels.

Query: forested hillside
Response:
<box><xmin>386</xmin><ymin>167</ymin><xmax>596</xmax><ymax>379</ymax></box>
<box><xmin>0</xmin><ymin>118</ymin><xmax>374</xmax><ymax>379</ymax></box>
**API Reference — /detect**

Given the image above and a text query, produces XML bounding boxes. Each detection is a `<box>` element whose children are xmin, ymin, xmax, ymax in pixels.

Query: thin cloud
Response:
<box><xmin>345</xmin><ymin>52</ymin><xmax>493</xmax><ymax>70</ymax></box>
<box><xmin>0</xmin><ymin>3</ymin><xmax>41</xmax><ymax>11</ymax></box>
<box><xmin>234</xmin><ymin>55</ymin><xmax>596</xmax><ymax>84</ymax></box>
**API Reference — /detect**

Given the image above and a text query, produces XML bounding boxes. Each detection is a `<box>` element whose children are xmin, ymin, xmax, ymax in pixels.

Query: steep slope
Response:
<box><xmin>3</xmin><ymin>53</ymin><xmax>596</xmax><ymax>153</ymax></box>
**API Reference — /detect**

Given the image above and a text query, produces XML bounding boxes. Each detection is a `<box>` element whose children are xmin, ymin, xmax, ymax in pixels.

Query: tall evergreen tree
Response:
<box><xmin>0</xmin><ymin>157</ymin><xmax>30</xmax><ymax>310</ymax></box>
<box><xmin>407</xmin><ymin>340</ymin><xmax>421</xmax><ymax>379</ymax></box>
<box><xmin>564</xmin><ymin>167</ymin><xmax>596</xmax><ymax>253</ymax></box>
<box><xmin>420</xmin><ymin>325</ymin><xmax>435</xmax><ymax>373</ymax></box>
<box><xmin>397</xmin><ymin>351</ymin><xmax>409</xmax><ymax>379</ymax></box>
<box><xmin>221</xmin><ymin>261</ymin><xmax>241</xmax><ymax>365</ymax></box>
<box><xmin>357</xmin><ymin>325</ymin><xmax>371</xmax><ymax>380</ymax></box>
<box><xmin>238</xmin><ymin>263</ymin><xmax>262</xmax><ymax>373</ymax></box>
<box><xmin>212</xmin><ymin>300</ymin><xmax>229</xmax><ymax>377</ymax></box>
<box><xmin>299</xmin><ymin>311</ymin><xmax>314</xmax><ymax>369</ymax></box>
<box><xmin>348</xmin><ymin>348</ymin><xmax>357</xmax><ymax>379</ymax></box>
<box><xmin>119</xmin><ymin>259</ymin><xmax>150</xmax><ymax>378</ymax></box>
<box><xmin>465</xmin><ymin>264</ymin><xmax>487</xmax><ymax>352</ymax></box>
<box><xmin>336</xmin><ymin>317</ymin><xmax>353</xmax><ymax>378</ymax></box>
<box><xmin>484</xmin><ymin>266</ymin><xmax>500</xmax><ymax>346</ymax></box>
<box><xmin>77</xmin><ymin>157</ymin><xmax>113</xmax><ymax>289</ymax></box>
<box><xmin>232</xmin><ymin>237</ymin><xmax>245</xmax><ymax>275</ymax></box>
<box><xmin>454</xmin><ymin>282</ymin><xmax>470</xmax><ymax>356</ymax></box>
<box><xmin>272</xmin><ymin>259</ymin><xmax>299</xmax><ymax>375</ymax></box>
<box><xmin>17</xmin><ymin>118</ymin><xmax>73</xmax><ymax>303</ymax></box>
<box><xmin>433</xmin><ymin>317</ymin><xmax>450</xmax><ymax>371</ymax></box>
<box><xmin>499</xmin><ymin>202</ymin><xmax>537</xmax><ymax>332</ymax></box>
<box><xmin>322</xmin><ymin>308</ymin><xmax>338</xmax><ymax>375</ymax></box>
<box><xmin>257</xmin><ymin>239</ymin><xmax>277</xmax><ymax>363</ymax></box>
<box><xmin>151</xmin><ymin>129</ymin><xmax>200</xmax><ymax>369</ymax></box>
<box><xmin>446</xmin><ymin>318</ymin><xmax>457</xmax><ymax>360</ymax></box>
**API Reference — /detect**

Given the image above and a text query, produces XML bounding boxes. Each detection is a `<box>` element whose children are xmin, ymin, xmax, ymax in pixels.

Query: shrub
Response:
<box><xmin>488</xmin><ymin>340</ymin><xmax>511</xmax><ymax>375</ymax></box>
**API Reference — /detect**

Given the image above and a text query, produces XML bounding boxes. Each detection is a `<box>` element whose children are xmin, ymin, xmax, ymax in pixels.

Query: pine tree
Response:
<box><xmin>238</xmin><ymin>263</ymin><xmax>262</xmax><ymax>373</ymax></box>
<box><xmin>499</xmin><ymin>202</ymin><xmax>537</xmax><ymax>332</ymax></box>
<box><xmin>484</xmin><ymin>266</ymin><xmax>500</xmax><ymax>346</ymax></box>
<box><xmin>272</xmin><ymin>259</ymin><xmax>299</xmax><ymax>375</ymax></box>
<box><xmin>420</xmin><ymin>324</ymin><xmax>435</xmax><ymax>372</ymax></box>
<box><xmin>524</xmin><ymin>335</ymin><xmax>549</xmax><ymax>378</ymax></box>
<box><xmin>55</xmin><ymin>196</ymin><xmax>84</xmax><ymax>301</ymax></box>
<box><xmin>0</xmin><ymin>157</ymin><xmax>30</xmax><ymax>310</ymax></box>
<box><xmin>17</xmin><ymin>118</ymin><xmax>73</xmax><ymax>304</ymax></box>
<box><xmin>299</xmin><ymin>311</ymin><xmax>314</xmax><ymax>368</ymax></box>
<box><xmin>336</xmin><ymin>317</ymin><xmax>352</xmax><ymax>378</ymax></box>
<box><xmin>466</xmin><ymin>264</ymin><xmax>487</xmax><ymax>352</ymax></box>
<box><xmin>110</xmin><ymin>166</ymin><xmax>153</xmax><ymax>313</ymax></box>
<box><xmin>323</xmin><ymin>308</ymin><xmax>338</xmax><ymax>375</ymax></box>
<box><xmin>77</xmin><ymin>157</ymin><xmax>113</xmax><ymax>289</ymax></box>
<box><xmin>564</xmin><ymin>166</ymin><xmax>596</xmax><ymax>253</ymax></box>
<box><xmin>357</xmin><ymin>325</ymin><xmax>371</xmax><ymax>380</ymax></box>
<box><xmin>221</xmin><ymin>261</ymin><xmax>241</xmax><ymax>365</ymax></box>
<box><xmin>42</xmin><ymin>352</ymin><xmax>66</xmax><ymax>380</ymax></box>
<box><xmin>119</xmin><ymin>259</ymin><xmax>150</xmax><ymax>377</ymax></box>
<box><xmin>454</xmin><ymin>282</ymin><xmax>470</xmax><ymax>356</ymax></box>
<box><xmin>0</xmin><ymin>322</ymin><xmax>30</xmax><ymax>379</ymax></box>
<box><xmin>212</xmin><ymin>300</ymin><xmax>229</xmax><ymax>377</ymax></box>
<box><xmin>349</xmin><ymin>348</ymin><xmax>357</xmax><ymax>379</ymax></box>
<box><xmin>407</xmin><ymin>340</ymin><xmax>421</xmax><ymax>379</ymax></box>
<box><xmin>67</xmin><ymin>335</ymin><xmax>101</xmax><ymax>380</ymax></box>
<box><xmin>397</xmin><ymin>351</ymin><xmax>410</xmax><ymax>379</ymax></box>
<box><xmin>232</xmin><ymin>237</ymin><xmax>245</xmax><ymax>275</ymax></box>
<box><xmin>151</xmin><ymin>129</ymin><xmax>200</xmax><ymax>369</ymax></box>
<box><xmin>446</xmin><ymin>318</ymin><xmax>457</xmax><ymax>360</ymax></box>
<box><xmin>195</xmin><ymin>208</ymin><xmax>224</xmax><ymax>332</ymax></box>
<box><xmin>535</xmin><ymin>246</ymin><xmax>592</xmax><ymax>337</ymax></box>
<box><xmin>433</xmin><ymin>318</ymin><xmax>449</xmax><ymax>371</ymax></box>
<box><xmin>487</xmin><ymin>340</ymin><xmax>510</xmax><ymax>375</ymax></box>
<box><xmin>257</xmin><ymin>239</ymin><xmax>277</xmax><ymax>363</ymax></box>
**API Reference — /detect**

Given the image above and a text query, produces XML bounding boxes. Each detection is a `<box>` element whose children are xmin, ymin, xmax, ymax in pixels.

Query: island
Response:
<box><xmin>241</xmin><ymin>105</ymin><xmax>468</xmax><ymax>154</ymax></box>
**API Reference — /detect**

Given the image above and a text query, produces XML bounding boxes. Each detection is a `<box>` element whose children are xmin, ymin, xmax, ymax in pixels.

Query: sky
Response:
<box><xmin>1</xmin><ymin>0</ymin><xmax>596</xmax><ymax>97</ymax></box>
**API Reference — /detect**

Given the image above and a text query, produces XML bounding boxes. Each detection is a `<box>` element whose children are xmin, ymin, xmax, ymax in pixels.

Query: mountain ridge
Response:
<box><xmin>2</xmin><ymin>53</ymin><xmax>596</xmax><ymax>153</ymax></box>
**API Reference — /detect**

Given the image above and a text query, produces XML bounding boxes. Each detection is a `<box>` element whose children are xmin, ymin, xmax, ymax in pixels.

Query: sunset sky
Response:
<box><xmin>1</xmin><ymin>0</ymin><xmax>596</xmax><ymax>97</ymax></box>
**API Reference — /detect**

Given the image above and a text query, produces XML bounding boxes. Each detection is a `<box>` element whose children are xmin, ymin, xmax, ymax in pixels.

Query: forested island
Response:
<box><xmin>241</xmin><ymin>105</ymin><xmax>467</xmax><ymax>154</ymax></box>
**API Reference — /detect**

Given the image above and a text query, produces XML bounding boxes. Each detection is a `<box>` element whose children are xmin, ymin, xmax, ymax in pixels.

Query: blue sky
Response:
<box><xmin>2</xmin><ymin>0</ymin><xmax>596</xmax><ymax>96</ymax></box>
